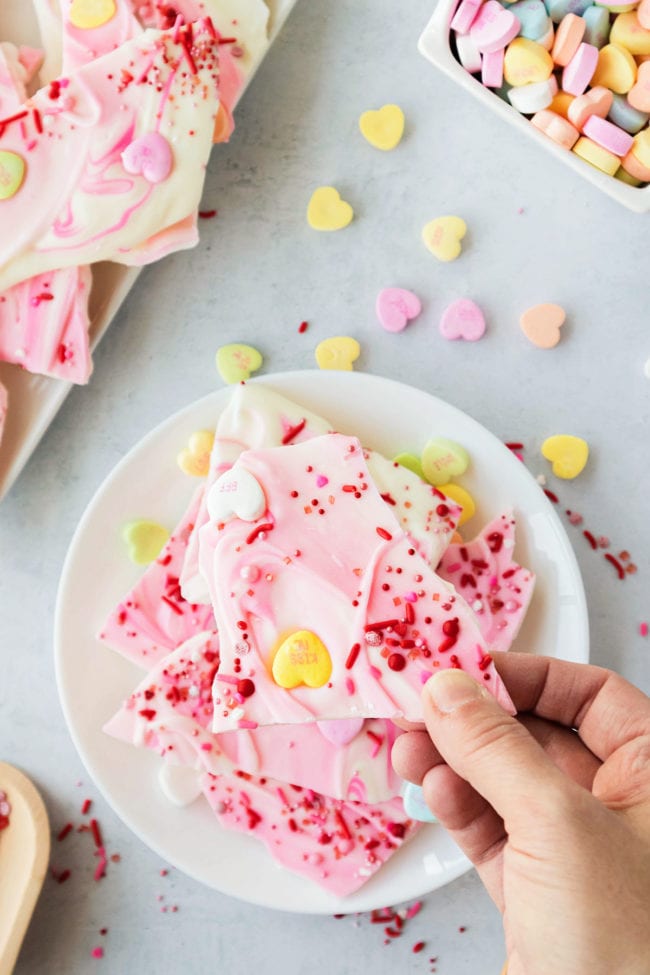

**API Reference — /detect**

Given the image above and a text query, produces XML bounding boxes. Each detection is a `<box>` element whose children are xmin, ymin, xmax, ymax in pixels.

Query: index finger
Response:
<box><xmin>493</xmin><ymin>652</ymin><xmax>650</xmax><ymax>762</ymax></box>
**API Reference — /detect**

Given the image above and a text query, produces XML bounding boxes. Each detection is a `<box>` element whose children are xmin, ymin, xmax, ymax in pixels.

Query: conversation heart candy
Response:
<box><xmin>567</xmin><ymin>86</ymin><xmax>613</xmax><ymax>128</ymax></box>
<box><xmin>272</xmin><ymin>630</ymin><xmax>333</xmax><ymax>689</ymax></box>
<box><xmin>177</xmin><ymin>430</ymin><xmax>215</xmax><ymax>478</ymax></box>
<box><xmin>541</xmin><ymin>434</ymin><xmax>589</xmax><ymax>479</ymax></box>
<box><xmin>608</xmin><ymin>92</ymin><xmax>649</xmax><ymax>133</ymax></box>
<box><xmin>439</xmin><ymin>299</ymin><xmax>486</xmax><ymax>341</ymax></box>
<box><xmin>359</xmin><ymin>104</ymin><xmax>405</xmax><ymax>150</ymax></box>
<box><xmin>562</xmin><ymin>42</ymin><xmax>599</xmax><ymax>96</ymax></box>
<box><xmin>519</xmin><ymin>303</ymin><xmax>566</xmax><ymax>348</ymax></box>
<box><xmin>531</xmin><ymin>109</ymin><xmax>580</xmax><ymax>149</ymax></box>
<box><xmin>582</xmin><ymin>115</ymin><xmax>634</xmax><ymax>155</ymax></box>
<box><xmin>216</xmin><ymin>343</ymin><xmax>263</xmax><ymax>383</ymax></box>
<box><xmin>509</xmin><ymin>0</ymin><xmax>552</xmax><ymax>42</ymax></box>
<box><xmin>628</xmin><ymin>62</ymin><xmax>650</xmax><ymax>112</ymax></box>
<box><xmin>552</xmin><ymin>13</ymin><xmax>586</xmax><ymax>66</ymax></box>
<box><xmin>508</xmin><ymin>76</ymin><xmax>558</xmax><ymax>113</ymax></box>
<box><xmin>122</xmin><ymin>519</ymin><xmax>169</xmax><ymax>565</ymax></box>
<box><xmin>0</xmin><ymin>151</ymin><xmax>26</xmax><ymax>201</ymax></box>
<box><xmin>69</xmin><ymin>0</ymin><xmax>117</xmax><ymax>28</ymax></box>
<box><xmin>402</xmin><ymin>783</ymin><xmax>438</xmax><ymax>823</ymax></box>
<box><xmin>421</xmin><ymin>437</ymin><xmax>470</xmax><ymax>486</ymax></box>
<box><xmin>438</xmin><ymin>482</ymin><xmax>476</xmax><ymax>526</ymax></box>
<box><xmin>504</xmin><ymin>38</ymin><xmax>554</xmax><ymax>86</ymax></box>
<box><xmin>376</xmin><ymin>288</ymin><xmax>421</xmax><ymax>332</ymax></box>
<box><xmin>207</xmin><ymin>466</ymin><xmax>267</xmax><ymax>523</ymax></box>
<box><xmin>422</xmin><ymin>216</ymin><xmax>467</xmax><ymax>262</ymax></box>
<box><xmin>591</xmin><ymin>43</ymin><xmax>637</xmax><ymax>93</ymax></box>
<box><xmin>393</xmin><ymin>452</ymin><xmax>425</xmax><ymax>479</ymax></box>
<box><xmin>573</xmin><ymin>136</ymin><xmax>620</xmax><ymax>173</ymax></box>
<box><xmin>471</xmin><ymin>1</ymin><xmax>520</xmax><ymax>52</ymax></box>
<box><xmin>610</xmin><ymin>10</ymin><xmax>650</xmax><ymax>55</ymax></box>
<box><xmin>307</xmin><ymin>186</ymin><xmax>354</xmax><ymax>231</ymax></box>
<box><xmin>316</xmin><ymin>718</ymin><xmax>365</xmax><ymax>747</ymax></box>
<box><xmin>122</xmin><ymin>132</ymin><xmax>173</xmax><ymax>184</ymax></box>
<box><xmin>315</xmin><ymin>336</ymin><xmax>360</xmax><ymax>370</ymax></box>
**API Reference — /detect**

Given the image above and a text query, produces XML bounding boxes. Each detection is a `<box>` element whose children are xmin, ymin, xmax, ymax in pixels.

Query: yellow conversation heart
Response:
<box><xmin>503</xmin><ymin>38</ymin><xmax>553</xmax><ymax>86</ymax></box>
<box><xmin>359</xmin><ymin>104</ymin><xmax>405</xmax><ymax>150</ymax></box>
<box><xmin>122</xmin><ymin>519</ymin><xmax>169</xmax><ymax>565</ymax></box>
<box><xmin>272</xmin><ymin>630</ymin><xmax>332</xmax><ymax>689</ymax></box>
<box><xmin>177</xmin><ymin>430</ymin><xmax>215</xmax><ymax>478</ymax></box>
<box><xmin>0</xmin><ymin>151</ymin><xmax>26</xmax><ymax>201</ymax></box>
<box><xmin>315</xmin><ymin>336</ymin><xmax>360</xmax><ymax>371</ymax></box>
<box><xmin>438</xmin><ymin>483</ymin><xmax>476</xmax><ymax>526</ymax></box>
<box><xmin>610</xmin><ymin>11</ymin><xmax>650</xmax><ymax>55</ymax></box>
<box><xmin>591</xmin><ymin>43</ymin><xmax>637</xmax><ymax>93</ymax></box>
<box><xmin>307</xmin><ymin>186</ymin><xmax>354</xmax><ymax>231</ymax></box>
<box><xmin>422</xmin><ymin>216</ymin><xmax>467</xmax><ymax>262</ymax></box>
<box><xmin>216</xmin><ymin>343</ymin><xmax>263</xmax><ymax>384</ymax></box>
<box><xmin>421</xmin><ymin>437</ymin><xmax>470</xmax><ymax>486</ymax></box>
<box><xmin>541</xmin><ymin>435</ymin><xmax>589</xmax><ymax>480</ymax></box>
<box><xmin>69</xmin><ymin>0</ymin><xmax>117</xmax><ymax>28</ymax></box>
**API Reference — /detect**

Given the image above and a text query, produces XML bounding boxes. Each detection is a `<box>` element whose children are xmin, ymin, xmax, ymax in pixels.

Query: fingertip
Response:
<box><xmin>391</xmin><ymin>729</ymin><xmax>442</xmax><ymax>785</ymax></box>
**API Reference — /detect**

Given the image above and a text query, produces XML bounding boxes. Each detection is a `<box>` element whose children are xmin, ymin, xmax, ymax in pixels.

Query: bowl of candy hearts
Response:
<box><xmin>419</xmin><ymin>0</ymin><xmax>650</xmax><ymax>212</ymax></box>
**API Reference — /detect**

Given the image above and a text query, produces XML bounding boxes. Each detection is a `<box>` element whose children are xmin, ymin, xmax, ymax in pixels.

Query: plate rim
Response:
<box><xmin>54</xmin><ymin>369</ymin><xmax>590</xmax><ymax>913</ymax></box>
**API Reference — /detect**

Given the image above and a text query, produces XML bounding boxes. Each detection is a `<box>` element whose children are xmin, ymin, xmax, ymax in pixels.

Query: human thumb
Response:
<box><xmin>421</xmin><ymin>668</ymin><xmax>569</xmax><ymax>828</ymax></box>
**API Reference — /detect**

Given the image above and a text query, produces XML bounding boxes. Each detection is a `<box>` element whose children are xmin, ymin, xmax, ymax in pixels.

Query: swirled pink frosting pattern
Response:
<box><xmin>205</xmin><ymin>433</ymin><xmax>514</xmax><ymax>730</ymax></box>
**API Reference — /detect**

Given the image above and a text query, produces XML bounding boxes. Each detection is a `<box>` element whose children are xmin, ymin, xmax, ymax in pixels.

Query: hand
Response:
<box><xmin>392</xmin><ymin>653</ymin><xmax>650</xmax><ymax>975</ymax></box>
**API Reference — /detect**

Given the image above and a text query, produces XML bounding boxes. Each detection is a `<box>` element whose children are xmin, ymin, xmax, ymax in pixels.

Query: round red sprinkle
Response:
<box><xmin>237</xmin><ymin>679</ymin><xmax>255</xmax><ymax>698</ymax></box>
<box><xmin>442</xmin><ymin>618</ymin><xmax>459</xmax><ymax>637</ymax></box>
<box><xmin>387</xmin><ymin>653</ymin><xmax>406</xmax><ymax>672</ymax></box>
<box><xmin>436</xmin><ymin>504</ymin><xmax>450</xmax><ymax>516</ymax></box>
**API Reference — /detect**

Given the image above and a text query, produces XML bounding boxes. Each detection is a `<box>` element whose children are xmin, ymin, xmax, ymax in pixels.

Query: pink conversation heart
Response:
<box><xmin>376</xmin><ymin>288</ymin><xmax>422</xmax><ymax>333</ymax></box>
<box><xmin>316</xmin><ymin>718</ymin><xmax>365</xmax><ymax>747</ymax></box>
<box><xmin>122</xmin><ymin>132</ymin><xmax>173</xmax><ymax>184</ymax></box>
<box><xmin>440</xmin><ymin>299</ymin><xmax>486</xmax><ymax>341</ymax></box>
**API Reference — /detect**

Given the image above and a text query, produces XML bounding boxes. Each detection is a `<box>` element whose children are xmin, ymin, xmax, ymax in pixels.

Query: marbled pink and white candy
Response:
<box><xmin>204</xmin><ymin>433</ymin><xmax>513</xmax><ymax>730</ymax></box>
<box><xmin>438</xmin><ymin>510</ymin><xmax>535</xmax><ymax>653</ymax></box>
<box><xmin>201</xmin><ymin>770</ymin><xmax>419</xmax><ymax>897</ymax></box>
<box><xmin>104</xmin><ymin>629</ymin><xmax>405</xmax><ymax>803</ymax></box>
<box><xmin>98</xmin><ymin>488</ymin><xmax>215</xmax><ymax>668</ymax></box>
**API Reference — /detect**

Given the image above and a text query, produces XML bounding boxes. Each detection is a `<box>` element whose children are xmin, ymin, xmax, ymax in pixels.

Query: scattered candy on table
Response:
<box><xmin>376</xmin><ymin>288</ymin><xmax>422</xmax><ymax>332</ymax></box>
<box><xmin>541</xmin><ymin>434</ymin><xmax>589</xmax><ymax>478</ymax></box>
<box><xmin>215</xmin><ymin>343</ymin><xmax>263</xmax><ymax>384</ymax></box>
<box><xmin>422</xmin><ymin>215</ymin><xmax>467</xmax><ymax>261</ymax></box>
<box><xmin>519</xmin><ymin>302</ymin><xmax>566</xmax><ymax>348</ymax></box>
<box><xmin>306</xmin><ymin>186</ymin><xmax>354</xmax><ymax>231</ymax></box>
<box><xmin>359</xmin><ymin>103</ymin><xmax>406</xmax><ymax>150</ymax></box>
<box><xmin>439</xmin><ymin>298</ymin><xmax>487</xmax><ymax>341</ymax></box>
<box><xmin>450</xmin><ymin>0</ymin><xmax>650</xmax><ymax>186</ymax></box>
<box><xmin>121</xmin><ymin>519</ymin><xmax>170</xmax><ymax>566</ymax></box>
<box><xmin>314</xmin><ymin>336</ymin><xmax>361</xmax><ymax>370</ymax></box>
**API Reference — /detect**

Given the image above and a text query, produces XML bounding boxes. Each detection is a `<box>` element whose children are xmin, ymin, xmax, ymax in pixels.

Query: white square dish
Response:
<box><xmin>418</xmin><ymin>1</ymin><xmax>650</xmax><ymax>213</ymax></box>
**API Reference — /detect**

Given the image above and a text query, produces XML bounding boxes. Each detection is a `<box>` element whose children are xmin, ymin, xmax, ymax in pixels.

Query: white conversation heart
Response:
<box><xmin>207</xmin><ymin>466</ymin><xmax>267</xmax><ymax>523</ymax></box>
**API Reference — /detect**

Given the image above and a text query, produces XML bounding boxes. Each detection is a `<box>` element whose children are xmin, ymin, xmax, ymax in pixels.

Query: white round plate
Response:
<box><xmin>55</xmin><ymin>371</ymin><xmax>589</xmax><ymax>914</ymax></box>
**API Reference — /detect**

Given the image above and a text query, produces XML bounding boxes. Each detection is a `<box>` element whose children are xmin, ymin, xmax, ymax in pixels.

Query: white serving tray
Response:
<box><xmin>0</xmin><ymin>0</ymin><xmax>298</xmax><ymax>500</ymax></box>
<box><xmin>418</xmin><ymin>0</ymin><xmax>650</xmax><ymax>214</ymax></box>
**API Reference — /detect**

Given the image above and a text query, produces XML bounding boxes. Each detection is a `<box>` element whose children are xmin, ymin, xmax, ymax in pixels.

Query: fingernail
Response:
<box><xmin>425</xmin><ymin>669</ymin><xmax>484</xmax><ymax>714</ymax></box>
